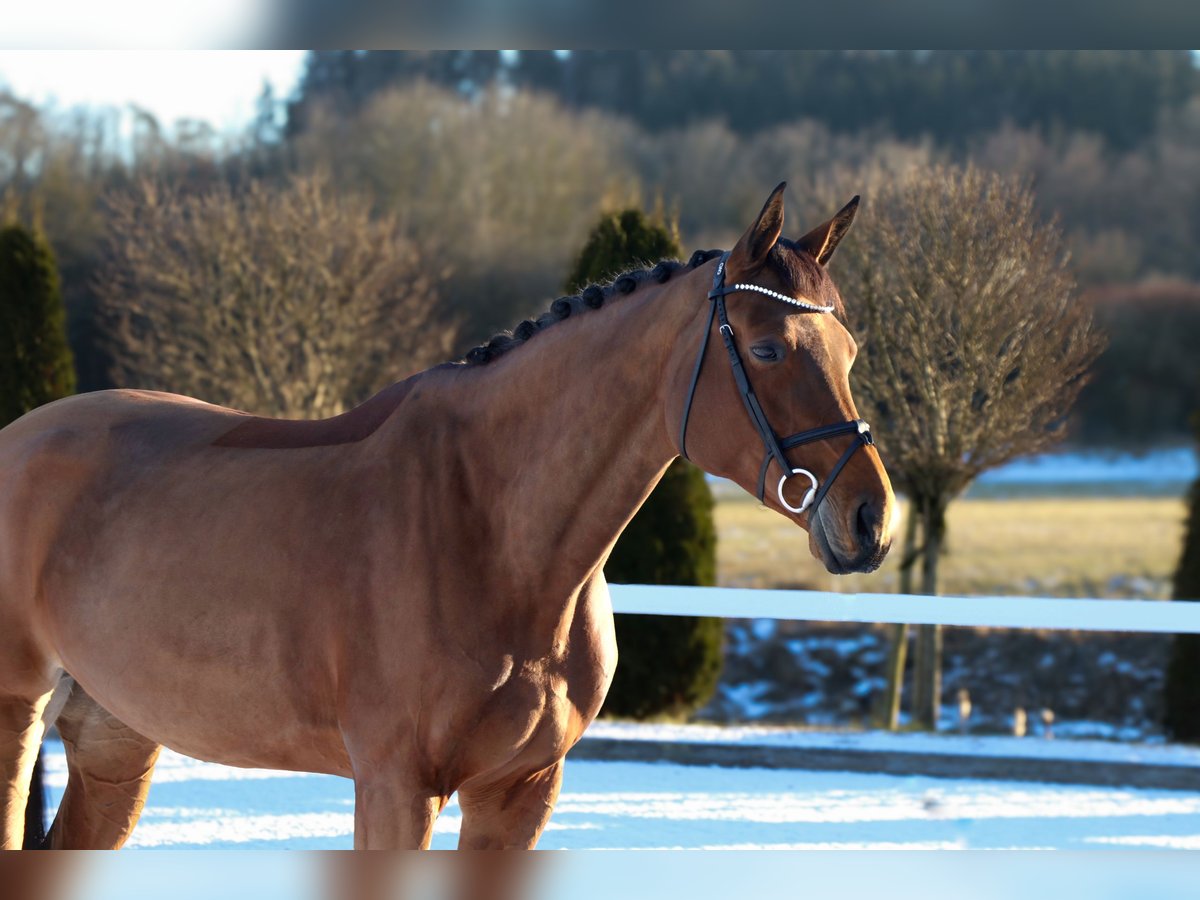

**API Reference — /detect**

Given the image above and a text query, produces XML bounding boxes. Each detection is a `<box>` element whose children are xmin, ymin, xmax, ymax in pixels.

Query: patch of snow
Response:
<box><xmin>585</xmin><ymin>721</ymin><xmax>1200</xmax><ymax>768</ymax></box>
<box><xmin>1086</xmin><ymin>834</ymin><xmax>1200</xmax><ymax>849</ymax></box>
<box><xmin>750</xmin><ymin>619</ymin><xmax>776</xmax><ymax>641</ymax></box>
<box><xmin>716</xmin><ymin>682</ymin><xmax>776</xmax><ymax>718</ymax></box>
<box><xmin>788</xmin><ymin>635</ymin><xmax>880</xmax><ymax>656</ymax></box>
<box><xmin>794</xmin><ymin>654</ymin><xmax>832</xmax><ymax>679</ymax></box>
<box><xmin>852</xmin><ymin>678</ymin><xmax>883</xmax><ymax>697</ymax></box>
<box><xmin>1051</xmin><ymin>720</ymin><xmax>1151</xmax><ymax>742</ymax></box>
<box><xmin>975</xmin><ymin>448</ymin><xmax>1197</xmax><ymax>485</ymax></box>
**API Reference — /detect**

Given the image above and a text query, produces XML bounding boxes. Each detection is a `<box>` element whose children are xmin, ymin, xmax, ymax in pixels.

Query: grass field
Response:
<box><xmin>714</xmin><ymin>490</ymin><xmax>1187</xmax><ymax>599</ymax></box>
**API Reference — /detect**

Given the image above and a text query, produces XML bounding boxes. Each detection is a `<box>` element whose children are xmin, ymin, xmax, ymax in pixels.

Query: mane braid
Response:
<box><xmin>458</xmin><ymin>249</ymin><xmax>725</xmax><ymax>366</ymax></box>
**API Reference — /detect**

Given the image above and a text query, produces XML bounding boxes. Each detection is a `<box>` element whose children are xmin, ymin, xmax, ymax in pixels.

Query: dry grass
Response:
<box><xmin>715</xmin><ymin>492</ymin><xmax>1186</xmax><ymax>599</ymax></box>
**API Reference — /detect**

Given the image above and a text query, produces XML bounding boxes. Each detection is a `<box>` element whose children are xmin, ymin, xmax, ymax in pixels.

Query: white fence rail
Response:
<box><xmin>608</xmin><ymin>584</ymin><xmax>1200</xmax><ymax>634</ymax></box>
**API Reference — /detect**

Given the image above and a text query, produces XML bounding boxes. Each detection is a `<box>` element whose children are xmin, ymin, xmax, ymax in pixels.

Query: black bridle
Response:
<box><xmin>678</xmin><ymin>252</ymin><xmax>874</xmax><ymax>516</ymax></box>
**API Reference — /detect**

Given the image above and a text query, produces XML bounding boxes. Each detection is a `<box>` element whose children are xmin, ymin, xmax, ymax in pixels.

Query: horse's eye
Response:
<box><xmin>750</xmin><ymin>345</ymin><xmax>779</xmax><ymax>362</ymax></box>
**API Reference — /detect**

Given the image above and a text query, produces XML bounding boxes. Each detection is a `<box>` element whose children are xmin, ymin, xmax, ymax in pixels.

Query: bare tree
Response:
<box><xmin>97</xmin><ymin>174</ymin><xmax>453</xmax><ymax>419</ymax></box>
<box><xmin>837</xmin><ymin>165</ymin><xmax>1104</xmax><ymax>730</ymax></box>
<box><xmin>294</xmin><ymin>83</ymin><xmax>636</xmax><ymax>337</ymax></box>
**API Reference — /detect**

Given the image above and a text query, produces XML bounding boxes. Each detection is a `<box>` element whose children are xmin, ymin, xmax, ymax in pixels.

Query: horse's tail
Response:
<box><xmin>22</xmin><ymin>745</ymin><xmax>47</xmax><ymax>849</ymax></box>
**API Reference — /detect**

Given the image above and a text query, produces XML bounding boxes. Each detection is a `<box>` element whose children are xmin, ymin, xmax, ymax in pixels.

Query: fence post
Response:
<box><xmin>875</xmin><ymin>623</ymin><xmax>908</xmax><ymax>730</ymax></box>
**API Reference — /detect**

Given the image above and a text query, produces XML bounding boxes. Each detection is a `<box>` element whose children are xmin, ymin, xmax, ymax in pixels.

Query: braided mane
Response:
<box><xmin>458</xmin><ymin>249</ymin><xmax>725</xmax><ymax>366</ymax></box>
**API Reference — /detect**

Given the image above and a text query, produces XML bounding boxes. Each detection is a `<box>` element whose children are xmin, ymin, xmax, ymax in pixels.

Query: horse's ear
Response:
<box><xmin>730</xmin><ymin>182</ymin><xmax>786</xmax><ymax>273</ymax></box>
<box><xmin>796</xmin><ymin>196</ymin><xmax>860</xmax><ymax>266</ymax></box>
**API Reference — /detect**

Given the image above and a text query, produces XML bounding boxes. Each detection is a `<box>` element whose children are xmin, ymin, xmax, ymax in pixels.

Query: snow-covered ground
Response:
<box><xmin>584</xmin><ymin>721</ymin><xmax>1200</xmax><ymax>768</ymax></box>
<box><xmin>974</xmin><ymin>448</ymin><xmax>1197</xmax><ymax>487</ymax></box>
<box><xmin>39</xmin><ymin>735</ymin><xmax>1200</xmax><ymax>850</ymax></box>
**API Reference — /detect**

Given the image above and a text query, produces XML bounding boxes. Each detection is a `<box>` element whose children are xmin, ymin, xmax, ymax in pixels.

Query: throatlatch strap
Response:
<box><xmin>678</xmin><ymin>299</ymin><xmax>718</xmax><ymax>461</ymax></box>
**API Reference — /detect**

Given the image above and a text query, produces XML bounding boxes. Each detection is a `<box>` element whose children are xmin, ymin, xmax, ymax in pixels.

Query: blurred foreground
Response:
<box><xmin>6</xmin><ymin>848</ymin><xmax>1200</xmax><ymax>900</ymax></box>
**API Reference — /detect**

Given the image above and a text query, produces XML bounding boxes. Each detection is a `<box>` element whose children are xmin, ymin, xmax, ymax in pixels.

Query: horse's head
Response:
<box><xmin>672</xmin><ymin>183</ymin><xmax>896</xmax><ymax>574</ymax></box>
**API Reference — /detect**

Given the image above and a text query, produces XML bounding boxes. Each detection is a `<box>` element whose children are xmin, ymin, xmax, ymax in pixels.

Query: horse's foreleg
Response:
<box><xmin>351</xmin><ymin>771</ymin><xmax>448</xmax><ymax>849</ymax></box>
<box><xmin>0</xmin><ymin>689</ymin><xmax>52</xmax><ymax>849</ymax></box>
<box><xmin>456</xmin><ymin>760</ymin><xmax>564</xmax><ymax>850</ymax></box>
<box><xmin>46</xmin><ymin>680</ymin><xmax>161</xmax><ymax>849</ymax></box>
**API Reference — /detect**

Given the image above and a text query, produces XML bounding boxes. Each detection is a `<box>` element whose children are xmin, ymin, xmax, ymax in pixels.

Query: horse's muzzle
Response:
<box><xmin>809</xmin><ymin>499</ymin><xmax>892</xmax><ymax>575</ymax></box>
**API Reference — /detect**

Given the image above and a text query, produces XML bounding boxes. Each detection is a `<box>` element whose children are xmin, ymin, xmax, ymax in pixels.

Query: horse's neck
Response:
<box><xmin>446</xmin><ymin>275</ymin><xmax>702</xmax><ymax>596</ymax></box>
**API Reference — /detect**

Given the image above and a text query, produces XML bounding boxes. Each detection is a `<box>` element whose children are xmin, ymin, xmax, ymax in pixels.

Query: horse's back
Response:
<box><xmin>0</xmin><ymin>389</ymin><xmax>245</xmax><ymax>472</ymax></box>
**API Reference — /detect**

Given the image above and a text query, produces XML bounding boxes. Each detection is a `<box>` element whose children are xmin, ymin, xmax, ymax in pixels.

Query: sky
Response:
<box><xmin>0</xmin><ymin>51</ymin><xmax>307</xmax><ymax>132</ymax></box>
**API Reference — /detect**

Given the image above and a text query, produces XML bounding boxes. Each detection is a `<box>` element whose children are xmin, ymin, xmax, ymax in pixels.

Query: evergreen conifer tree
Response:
<box><xmin>0</xmin><ymin>224</ymin><xmax>75</xmax><ymax>425</ymax></box>
<box><xmin>1164</xmin><ymin>412</ymin><xmax>1200</xmax><ymax>741</ymax></box>
<box><xmin>0</xmin><ymin>222</ymin><xmax>75</xmax><ymax>846</ymax></box>
<box><xmin>566</xmin><ymin>208</ymin><xmax>723</xmax><ymax>720</ymax></box>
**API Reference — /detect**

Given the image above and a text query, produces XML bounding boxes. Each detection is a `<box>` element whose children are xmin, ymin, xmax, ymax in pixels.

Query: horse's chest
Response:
<box><xmin>426</xmin><ymin>594</ymin><xmax>616</xmax><ymax>783</ymax></box>
<box><xmin>448</xmin><ymin>657</ymin><xmax>598</xmax><ymax>782</ymax></box>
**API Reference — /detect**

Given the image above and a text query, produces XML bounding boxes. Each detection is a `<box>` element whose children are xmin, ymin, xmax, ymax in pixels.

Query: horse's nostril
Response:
<box><xmin>856</xmin><ymin>500</ymin><xmax>881</xmax><ymax>546</ymax></box>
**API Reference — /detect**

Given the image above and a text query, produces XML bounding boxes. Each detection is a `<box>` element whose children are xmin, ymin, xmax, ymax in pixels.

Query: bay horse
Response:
<box><xmin>0</xmin><ymin>184</ymin><xmax>894</xmax><ymax>850</ymax></box>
